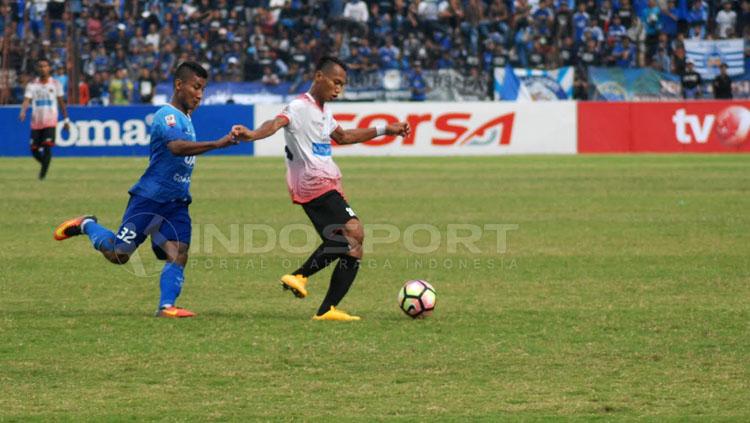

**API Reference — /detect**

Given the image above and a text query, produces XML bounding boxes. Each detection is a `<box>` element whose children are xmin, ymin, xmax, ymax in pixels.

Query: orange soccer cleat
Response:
<box><xmin>54</xmin><ymin>215</ymin><xmax>97</xmax><ymax>241</ymax></box>
<box><xmin>155</xmin><ymin>306</ymin><xmax>197</xmax><ymax>318</ymax></box>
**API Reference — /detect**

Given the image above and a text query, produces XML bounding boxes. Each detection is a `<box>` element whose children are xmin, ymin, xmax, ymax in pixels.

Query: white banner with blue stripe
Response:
<box><xmin>494</xmin><ymin>66</ymin><xmax>575</xmax><ymax>101</ymax></box>
<box><xmin>685</xmin><ymin>38</ymin><xmax>745</xmax><ymax>79</ymax></box>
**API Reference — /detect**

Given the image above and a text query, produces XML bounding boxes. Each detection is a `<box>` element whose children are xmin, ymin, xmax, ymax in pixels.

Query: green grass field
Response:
<box><xmin>1</xmin><ymin>155</ymin><xmax>749</xmax><ymax>420</ymax></box>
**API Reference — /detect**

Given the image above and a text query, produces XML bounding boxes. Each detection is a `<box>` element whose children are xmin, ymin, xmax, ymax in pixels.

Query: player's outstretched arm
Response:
<box><xmin>167</xmin><ymin>134</ymin><xmax>239</xmax><ymax>156</ymax></box>
<box><xmin>231</xmin><ymin>116</ymin><xmax>288</xmax><ymax>142</ymax></box>
<box><xmin>331</xmin><ymin>122</ymin><xmax>410</xmax><ymax>145</ymax></box>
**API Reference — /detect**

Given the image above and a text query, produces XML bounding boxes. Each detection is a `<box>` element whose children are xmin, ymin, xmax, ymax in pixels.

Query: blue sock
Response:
<box><xmin>159</xmin><ymin>262</ymin><xmax>185</xmax><ymax>309</ymax></box>
<box><xmin>82</xmin><ymin>220</ymin><xmax>116</xmax><ymax>252</ymax></box>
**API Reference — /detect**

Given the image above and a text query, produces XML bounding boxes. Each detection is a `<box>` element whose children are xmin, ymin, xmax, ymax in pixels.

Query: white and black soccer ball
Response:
<box><xmin>397</xmin><ymin>280</ymin><xmax>436</xmax><ymax>319</ymax></box>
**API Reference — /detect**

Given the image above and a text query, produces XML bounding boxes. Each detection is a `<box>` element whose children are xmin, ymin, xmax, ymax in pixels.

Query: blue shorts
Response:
<box><xmin>114</xmin><ymin>194</ymin><xmax>191</xmax><ymax>259</ymax></box>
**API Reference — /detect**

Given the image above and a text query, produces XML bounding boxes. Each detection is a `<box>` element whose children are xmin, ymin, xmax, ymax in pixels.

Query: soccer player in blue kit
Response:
<box><xmin>53</xmin><ymin>61</ymin><xmax>240</xmax><ymax>318</ymax></box>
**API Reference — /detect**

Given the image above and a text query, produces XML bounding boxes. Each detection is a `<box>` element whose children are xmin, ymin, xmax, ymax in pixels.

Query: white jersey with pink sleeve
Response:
<box><xmin>24</xmin><ymin>78</ymin><xmax>63</xmax><ymax>130</ymax></box>
<box><xmin>278</xmin><ymin>93</ymin><xmax>345</xmax><ymax>204</ymax></box>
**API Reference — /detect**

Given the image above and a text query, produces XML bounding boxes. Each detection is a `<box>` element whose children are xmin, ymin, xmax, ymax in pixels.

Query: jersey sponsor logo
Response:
<box><xmin>312</xmin><ymin>142</ymin><xmax>332</xmax><ymax>156</ymax></box>
<box><xmin>184</xmin><ymin>156</ymin><xmax>196</xmax><ymax>166</ymax></box>
<box><xmin>165</xmin><ymin>114</ymin><xmax>177</xmax><ymax>127</ymax></box>
<box><xmin>33</xmin><ymin>99</ymin><xmax>54</xmax><ymax>107</ymax></box>
<box><xmin>332</xmin><ymin>112</ymin><xmax>515</xmax><ymax>147</ymax></box>
<box><xmin>173</xmin><ymin>173</ymin><xmax>191</xmax><ymax>184</ymax></box>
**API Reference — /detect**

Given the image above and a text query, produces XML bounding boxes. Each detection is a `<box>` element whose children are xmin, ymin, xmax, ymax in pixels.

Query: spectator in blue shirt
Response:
<box><xmin>437</xmin><ymin>50</ymin><xmax>454</xmax><ymax>69</ymax></box>
<box><xmin>613</xmin><ymin>35</ymin><xmax>637</xmax><ymax>67</ymax></box>
<box><xmin>608</xmin><ymin>15</ymin><xmax>627</xmax><ymax>38</ymax></box>
<box><xmin>686</xmin><ymin>0</ymin><xmax>709</xmax><ymax>25</ymax></box>
<box><xmin>409</xmin><ymin>61</ymin><xmax>428</xmax><ymax>101</ymax></box>
<box><xmin>584</xmin><ymin>18</ymin><xmax>605</xmax><ymax>43</ymax></box>
<box><xmin>378</xmin><ymin>36</ymin><xmax>401</xmax><ymax>70</ymax></box>
<box><xmin>653</xmin><ymin>45</ymin><xmax>672</xmax><ymax>73</ymax></box>
<box><xmin>660</xmin><ymin>0</ymin><xmax>680</xmax><ymax>37</ymax></box>
<box><xmin>573</xmin><ymin>3</ymin><xmax>590</xmax><ymax>43</ymax></box>
<box><xmin>686</xmin><ymin>0</ymin><xmax>708</xmax><ymax>39</ymax></box>
<box><xmin>641</xmin><ymin>0</ymin><xmax>662</xmax><ymax>57</ymax></box>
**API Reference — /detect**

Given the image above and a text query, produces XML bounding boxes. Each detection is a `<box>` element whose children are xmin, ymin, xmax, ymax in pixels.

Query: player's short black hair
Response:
<box><xmin>174</xmin><ymin>61</ymin><xmax>208</xmax><ymax>85</ymax></box>
<box><xmin>315</xmin><ymin>56</ymin><xmax>348</xmax><ymax>74</ymax></box>
<box><xmin>37</xmin><ymin>57</ymin><xmax>50</xmax><ymax>65</ymax></box>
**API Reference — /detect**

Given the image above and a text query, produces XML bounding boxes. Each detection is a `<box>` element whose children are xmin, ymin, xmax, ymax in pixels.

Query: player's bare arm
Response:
<box><xmin>18</xmin><ymin>98</ymin><xmax>31</xmax><ymax>121</ymax></box>
<box><xmin>231</xmin><ymin>115</ymin><xmax>289</xmax><ymax>141</ymax></box>
<box><xmin>330</xmin><ymin>122</ymin><xmax>411</xmax><ymax>145</ymax></box>
<box><xmin>57</xmin><ymin>96</ymin><xmax>70</xmax><ymax>130</ymax></box>
<box><xmin>167</xmin><ymin>133</ymin><xmax>238</xmax><ymax>156</ymax></box>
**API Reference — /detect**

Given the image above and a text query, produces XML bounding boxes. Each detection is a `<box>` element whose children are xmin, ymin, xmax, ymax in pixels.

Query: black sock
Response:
<box><xmin>39</xmin><ymin>147</ymin><xmax>52</xmax><ymax>179</ymax></box>
<box><xmin>317</xmin><ymin>255</ymin><xmax>360</xmax><ymax>316</ymax></box>
<box><xmin>293</xmin><ymin>242</ymin><xmax>346</xmax><ymax>278</ymax></box>
<box><xmin>31</xmin><ymin>148</ymin><xmax>44</xmax><ymax>164</ymax></box>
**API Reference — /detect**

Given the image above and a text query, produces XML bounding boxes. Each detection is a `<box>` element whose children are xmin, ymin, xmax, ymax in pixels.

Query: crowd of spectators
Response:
<box><xmin>1</xmin><ymin>0</ymin><xmax>748</xmax><ymax>104</ymax></box>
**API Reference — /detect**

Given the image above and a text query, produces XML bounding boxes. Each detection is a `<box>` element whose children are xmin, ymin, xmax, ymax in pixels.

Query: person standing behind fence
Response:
<box><xmin>712</xmin><ymin>63</ymin><xmax>733</xmax><ymax>99</ymax></box>
<box><xmin>681</xmin><ymin>61</ymin><xmax>703</xmax><ymax>99</ymax></box>
<box><xmin>18</xmin><ymin>58</ymin><xmax>70</xmax><ymax>180</ymax></box>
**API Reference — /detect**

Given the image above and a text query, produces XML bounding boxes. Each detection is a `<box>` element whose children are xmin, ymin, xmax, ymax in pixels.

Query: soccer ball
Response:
<box><xmin>397</xmin><ymin>280</ymin><xmax>436</xmax><ymax>319</ymax></box>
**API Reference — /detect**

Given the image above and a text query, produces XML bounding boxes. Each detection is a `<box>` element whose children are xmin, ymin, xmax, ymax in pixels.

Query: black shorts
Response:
<box><xmin>30</xmin><ymin>127</ymin><xmax>56</xmax><ymax>149</ymax></box>
<box><xmin>302</xmin><ymin>190</ymin><xmax>358</xmax><ymax>240</ymax></box>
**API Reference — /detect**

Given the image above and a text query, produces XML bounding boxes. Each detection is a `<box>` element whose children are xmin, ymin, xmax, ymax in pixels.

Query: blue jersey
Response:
<box><xmin>130</xmin><ymin>104</ymin><xmax>196</xmax><ymax>203</ymax></box>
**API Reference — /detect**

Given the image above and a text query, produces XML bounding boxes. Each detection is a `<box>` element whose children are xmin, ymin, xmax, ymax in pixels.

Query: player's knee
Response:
<box><xmin>105</xmin><ymin>252</ymin><xmax>130</xmax><ymax>265</ymax></box>
<box><xmin>165</xmin><ymin>251</ymin><xmax>189</xmax><ymax>267</ymax></box>
<box><xmin>172</xmin><ymin>252</ymin><xmax>188</xmax><ymax>267</ymax></box>
<box><xmin>345</xmin><ymin>224</ymin><xmax>365</xmax><ymax>246</ymax></box>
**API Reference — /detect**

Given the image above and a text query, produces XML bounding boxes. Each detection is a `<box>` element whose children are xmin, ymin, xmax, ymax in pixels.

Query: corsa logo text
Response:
<box><xmin>332</xmin><ymin>112</ymin><xmax>515</xmax><ymax>147</ymax></box>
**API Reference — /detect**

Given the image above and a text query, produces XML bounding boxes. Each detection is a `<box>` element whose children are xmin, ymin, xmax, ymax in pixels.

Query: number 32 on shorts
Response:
<box><xmin>116</xmin><ymin>227</ymin><xmax>137</xmax><ymax>244</ymax></box>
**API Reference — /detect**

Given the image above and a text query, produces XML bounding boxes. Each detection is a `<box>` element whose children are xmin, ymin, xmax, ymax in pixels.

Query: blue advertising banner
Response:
<box><xmin>588</xmin><ymin>67</ymin><xmax>682</xmax><ymax>101</ymax></box>
<box><xmin>588</xmin><ymin>66</ymin><xmax>750</xmax><ymax>100</ymax></box>
<box><xmin>0</xmin><ymin>105</ymin><xmax>254</xmax><ymax>157</ymax></box>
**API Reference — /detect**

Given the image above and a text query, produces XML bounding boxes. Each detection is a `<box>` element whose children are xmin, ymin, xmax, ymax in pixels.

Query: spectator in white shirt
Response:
<box><xmin>715</xmin><ymin>1</ymin><xmax>737</xmax><ymax>38</ymax></box>
<box><xmin>343</xmin><ymin>0</ymin><xmax>369</xmax><ymax>23</ymax></box>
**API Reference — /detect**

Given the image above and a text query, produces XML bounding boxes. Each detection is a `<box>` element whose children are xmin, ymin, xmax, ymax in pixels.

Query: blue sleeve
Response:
<box><xmin>153</xmin><ymin>111</ymin><xmax>187</xmax><ymax>145</ymax></box>
<box><xmin>150</xmin><ymin>117</ymin><xmax>164</xmax><ymax>146</ymax></box>
<box><xmin>162</xmin><ymin>124</ymin><xmax>186</xmax><ymax>144</ymax></box>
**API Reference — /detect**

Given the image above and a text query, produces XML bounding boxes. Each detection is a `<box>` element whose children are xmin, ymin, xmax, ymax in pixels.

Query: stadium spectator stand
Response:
<box><xmin>0</xmin><ymin>0</ymin><xmax>748</xmax><ymax>104</ymax></box>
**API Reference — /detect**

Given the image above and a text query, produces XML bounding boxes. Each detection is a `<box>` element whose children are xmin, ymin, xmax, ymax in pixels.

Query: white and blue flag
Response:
<box><xmin>685</xmin><ymin>38</ymin><xmax>745</xmax><ymax>80</ymax></box>
<box><xmin>494</xmin><ymin>66</ymin><xmax>575</xmax><ymax>101</ymax></box>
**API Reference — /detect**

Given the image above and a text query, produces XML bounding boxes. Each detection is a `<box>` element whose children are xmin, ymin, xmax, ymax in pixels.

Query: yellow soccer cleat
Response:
<box><xmin>280</xmin><ymin>274</ymin><xmax>308</xmax><ymax>298</ymax></box>
<box><xmin>312</xmin><ymin>306</ymin><xmax>361</xmax><ymax>321</ymax></box>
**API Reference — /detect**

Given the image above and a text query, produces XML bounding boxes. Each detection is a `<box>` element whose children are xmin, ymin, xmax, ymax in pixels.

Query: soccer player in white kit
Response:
<box><xmin>232</xmin><ymin>56</ymin><xmax>410</xmax><ymax>321</ymax></box>
<box><xmin>18</xmin><ymin>58</ymin><xmax>70</xmax><ymax>180</ymax></box>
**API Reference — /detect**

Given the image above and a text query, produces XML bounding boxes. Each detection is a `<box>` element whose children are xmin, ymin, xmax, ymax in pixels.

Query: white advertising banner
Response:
<box><xmin>254</xmin><ymin>102</ymin><xmax>577</xmax><ymax>156</ymax></box>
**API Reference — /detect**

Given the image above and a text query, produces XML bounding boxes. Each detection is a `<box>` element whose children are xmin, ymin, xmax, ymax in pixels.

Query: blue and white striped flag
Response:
<box><xmin>494</xmin><ymin>66</ymin><xmax>575</xmax><ymax>101</ymax></box>
<box><xmin>685</xmin><ymin>39</ymin><xmax>745</xmax><ymax>80</ymax></box>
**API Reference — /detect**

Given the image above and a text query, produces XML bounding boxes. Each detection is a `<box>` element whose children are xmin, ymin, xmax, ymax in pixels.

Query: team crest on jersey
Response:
<box><xmin>165</xmin><ymin>114</ymin><xmax>177</xmax><ymax>127</ymax></box>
